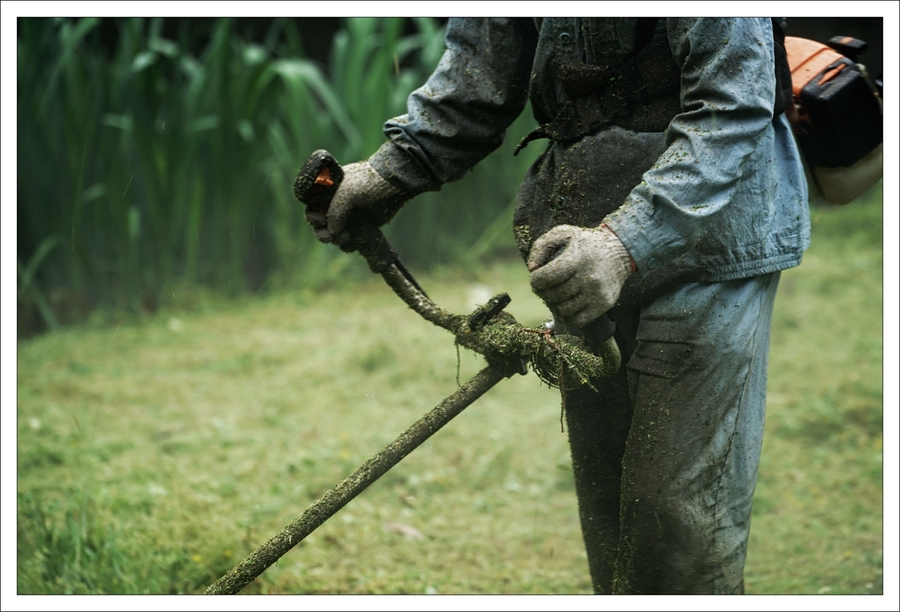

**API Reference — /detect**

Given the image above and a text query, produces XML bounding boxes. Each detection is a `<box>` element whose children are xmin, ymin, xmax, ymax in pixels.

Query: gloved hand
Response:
<box><xmin>527</xmin><ymin>224</ymin><xmax>635</xmax><ymax>327</ymax></box>
<box><xmin>305</xmin><ymin>160</ymin><xmax>406</xmax><ymax>246</ymax></box>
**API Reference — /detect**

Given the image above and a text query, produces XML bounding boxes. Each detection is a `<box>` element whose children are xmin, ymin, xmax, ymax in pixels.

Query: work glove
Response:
<box><xmin>527</xmin><ymin>224</ymin><xmax>635</xmax><ymax>328</ymax></box>
<box><xmin>305</xmin><ymin>160</ymin><xmax>406</xmax><ymax>247</ymax></box>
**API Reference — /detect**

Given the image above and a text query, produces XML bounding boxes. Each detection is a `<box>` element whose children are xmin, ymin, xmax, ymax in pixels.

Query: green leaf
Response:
<box><xmin>102</xmin><ymin>114</ymin><xmax>133</xmax><ymax>132</ymax></box>
<box><xmin>189</xmin><ymin>115</ymin><xmax>220</xmax><ymax>133</ymax></box>
<box><xmin>271</xmin><ymin>59</ymin><xmax>362</xmax><ymax>153</ymax></box>
<box><xmin>82</xmin><ymin>183</ymin><xmax>107</xmax><ymax>204</ymax></box>
<box><xmin>242</xmin><ymin>43</ymin><xmax>268</xmax><ymax>66</ymax></box>
<box><xmin>18</xmin><ymin>236</ymin><xmax>60</xmax><ymax>291</ymax></box>
<box><xmin>37</xmin><ymin>17</ymin><xmax>101</xmax><ymax>118</ymax></box>
<box><xmin>131</xmin><ymin>51</ymin><xmax>157</xmax><ymax>72</ymax></box>
<box><xmin>237</xmin><ymin>120</ymin><xmax>255</xmax><ymax>143</ymax></box>
<box><xmin>149</xmin><ymin>37</ymin><xmax>179</xmax><ymax>58</ymax></box>
<box><xmin>128</xmin><ymin>206</ymin><xmax>141</xmax><ymax>243</ymax></box>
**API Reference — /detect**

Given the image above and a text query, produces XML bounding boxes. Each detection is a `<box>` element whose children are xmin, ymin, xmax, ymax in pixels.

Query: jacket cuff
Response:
<box><xmin>600</xmin><ymin>223</ymin><xmax>637</xmax><ymax>274</ymax></box>
<box><xmin>367</xmin><ymin>139</ymin><xmax>439</xmax><ymax>197</ymax></box>
<box><xmin>602</xmin><ymin>191</ymin><xmax>689</xmax><ymax>275</ymax></box>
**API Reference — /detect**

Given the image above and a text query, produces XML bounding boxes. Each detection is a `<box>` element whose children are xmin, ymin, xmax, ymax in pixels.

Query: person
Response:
<box><xmin>306</xmin><ymin>18</ymin><xmax>809</xmax><ymax>594</ymax></box>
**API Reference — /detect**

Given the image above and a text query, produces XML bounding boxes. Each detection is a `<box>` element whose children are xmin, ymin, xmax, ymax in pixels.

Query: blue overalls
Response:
<box><xmin>367</xmin><ymin>18</ymin><xmax>810</xmax><ymax>593</ymax></box>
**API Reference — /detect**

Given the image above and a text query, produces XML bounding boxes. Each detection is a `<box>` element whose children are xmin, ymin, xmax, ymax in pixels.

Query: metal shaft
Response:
<box><xmin>205</xmin><ymin>365</ymin><xmax>505</xmax><ymax>595</ymax></box>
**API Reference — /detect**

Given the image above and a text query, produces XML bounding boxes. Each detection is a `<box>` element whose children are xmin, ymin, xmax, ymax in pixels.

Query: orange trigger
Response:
<box><xmin>315</xmin><ymin>167</ymin><xmax>334</xmax><ymax>187</ymax></box>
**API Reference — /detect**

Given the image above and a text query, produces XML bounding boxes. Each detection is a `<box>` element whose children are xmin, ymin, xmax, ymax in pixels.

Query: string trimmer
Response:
<box><xmin>205</xmin><ymin>150</ymin><xmax>620</xmax><ymax>595</ymax></box>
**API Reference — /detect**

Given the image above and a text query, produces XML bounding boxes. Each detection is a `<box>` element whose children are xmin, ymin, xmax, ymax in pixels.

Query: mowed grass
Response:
<box><xmin>15</xmin><ymin>187</ymin><xmax>884</xmax><ymax>595</ymax></box>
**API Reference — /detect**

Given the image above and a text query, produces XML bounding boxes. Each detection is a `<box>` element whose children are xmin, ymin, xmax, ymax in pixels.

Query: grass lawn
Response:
<box><xmin>13</xmin><ymin>187</ymin><xmax>885</xmax><ymax>596</ymax></box>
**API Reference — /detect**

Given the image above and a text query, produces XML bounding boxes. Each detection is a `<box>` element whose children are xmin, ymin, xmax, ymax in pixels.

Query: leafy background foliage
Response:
<box><xmin>17</xmin><ymin>17</ymin><xmax>541</xmax><ymax>336</ymax></box>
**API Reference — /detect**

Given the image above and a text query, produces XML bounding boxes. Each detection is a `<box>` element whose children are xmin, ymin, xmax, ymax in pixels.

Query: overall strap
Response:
<box><xmin>516</xmin><ymin>18</ymin><xmax>789</xmax><ymax>156</ymax></box>
<box><xmin>515</xmin><ymin>18</ymin><xmax>679</xmax><ymax>155</ymax></box>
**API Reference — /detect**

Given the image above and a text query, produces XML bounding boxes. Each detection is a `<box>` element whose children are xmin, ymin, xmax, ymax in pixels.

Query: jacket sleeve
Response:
<box><xmin>367</xmin><ymin>18</ymin><xmax>537</xmax><ymax>195</ymax></box>
<box><xmin>603</xmin><ymin>18</ymin><xmax>779</xmax><ymax>272</ymax></box>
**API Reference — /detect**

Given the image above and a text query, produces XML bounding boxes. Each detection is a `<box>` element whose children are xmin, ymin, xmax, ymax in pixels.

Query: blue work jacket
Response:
<box><xmin>368</xmin><ymin>18</ymin><xmax>810</xmax><ymax>295</ymax></box>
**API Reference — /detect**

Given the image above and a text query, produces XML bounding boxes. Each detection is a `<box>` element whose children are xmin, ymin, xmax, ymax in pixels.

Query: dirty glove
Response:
<box><xmin>305</xmin><ymin>160</ymin><xmax>406</xmax><ymax>246</ymax></box>
<box><xmin>527</xmin><ymin>224</ymin><xmax>635</xmax><ymax>328</ymax></box>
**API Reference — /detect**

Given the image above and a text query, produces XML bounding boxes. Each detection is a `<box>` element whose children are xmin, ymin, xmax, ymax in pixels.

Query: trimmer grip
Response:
<box><xmin>582</xmin><ymin>314</ymin><xmax>617</xmax><ymax>351</ymax></box>
<box><xmin>538</xmin><ymin>242</ymin><xmax>618</xmax><ymax>350</ymax></box>
<box><xmin>293</xmin><ymin>149</ymin><xmax>400</xmax><ymax>267</ymax></box>
<box><xmin>293</xmin><ymin>150</ymin><xmax>344</xmax><ymax>214</ymax></box>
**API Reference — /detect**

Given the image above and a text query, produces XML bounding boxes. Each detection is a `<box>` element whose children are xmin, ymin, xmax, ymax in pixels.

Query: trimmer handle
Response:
<box><xmin>293</xmin><ymin>150</ymin><xmax>401</xmax><ymax>273</ymax></box>
<box><xmin>582</xmin><ymin>314</ymin><xmax>617</xmax><ymax>350</ymax></box>
<box><xmin>293</xmin><ymin>149</ymin><xmax>344</xmax><ymax>215</ymax></box>
<box><xmin>541</xmin><ymin>244</ymin><xmax>618</xmax><ymax>350</ymax></box>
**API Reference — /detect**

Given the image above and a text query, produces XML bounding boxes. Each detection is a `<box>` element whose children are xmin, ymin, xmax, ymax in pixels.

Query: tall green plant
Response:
<box><xmin>17</xmin><ymin>17</ymin><xmax>541</xmax><ymax>325</ymax></box>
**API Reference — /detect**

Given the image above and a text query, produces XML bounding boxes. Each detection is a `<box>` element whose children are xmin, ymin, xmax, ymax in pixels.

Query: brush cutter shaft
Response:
<box><xmin>205</xmin><ymin>366</ymin><xmax>505</xmax><ymax>595</ymax></box>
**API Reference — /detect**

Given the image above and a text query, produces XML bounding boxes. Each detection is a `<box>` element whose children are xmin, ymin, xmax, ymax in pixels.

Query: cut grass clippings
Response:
<box><xmin>15</xmin><ymin>186</ymin><xmax>884</xmax><ymax>595</ymax></box>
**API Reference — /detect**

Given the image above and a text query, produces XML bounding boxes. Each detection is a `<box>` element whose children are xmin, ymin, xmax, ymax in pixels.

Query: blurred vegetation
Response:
<box><xmin>17</xmin><ymin>17</ymin><xmax>541</xmax><ymax>337</ymax></box>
